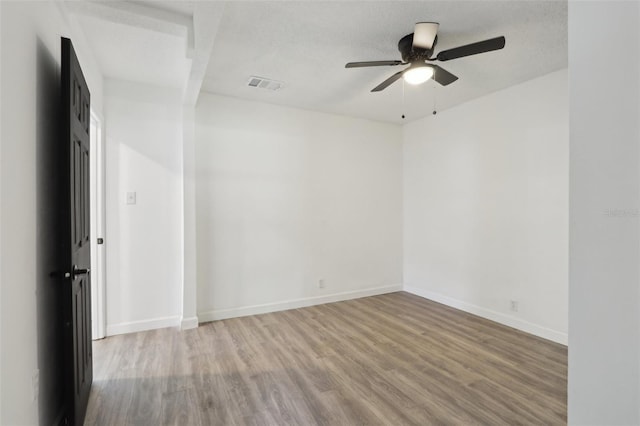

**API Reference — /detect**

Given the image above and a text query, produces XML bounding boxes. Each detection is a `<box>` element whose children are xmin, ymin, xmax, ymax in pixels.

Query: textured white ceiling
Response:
<box><xmin>201</xmin><ymin>1</ymin><xmax>567</xmax><ymax>124</ymax></box>
<box><xmin>69</xmin><ymin>1</ymin><xmax>567</xmax><ymax>124</ymax></box>
<box><xmin>139</xmin><ymin>0</ymin><xmax>195</xmax><ymax>16</ymax></box>
<box><xmin>77</xmin><ymin>14</ymin><xmax>192</xmax><ymax>89</ymax></box>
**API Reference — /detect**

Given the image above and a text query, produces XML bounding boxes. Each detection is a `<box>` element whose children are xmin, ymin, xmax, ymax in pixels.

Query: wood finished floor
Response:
<box><xmin>85</xmin><ymin>292</ymin><xmax>567</xmax><ymax>425</ymax></box>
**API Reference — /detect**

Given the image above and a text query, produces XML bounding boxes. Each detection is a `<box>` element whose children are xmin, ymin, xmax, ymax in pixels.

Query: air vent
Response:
<box><xmin>247</xmin><ymin>76</ymin><xmax>284</xmax><ymax>91</ymax></box>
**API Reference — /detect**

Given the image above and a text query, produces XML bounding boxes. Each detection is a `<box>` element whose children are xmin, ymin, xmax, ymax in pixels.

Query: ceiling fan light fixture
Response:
<box><xmin>403</xmin><ymin>65</ymin><xmax>434</xmax><ymax>85</ymax></box>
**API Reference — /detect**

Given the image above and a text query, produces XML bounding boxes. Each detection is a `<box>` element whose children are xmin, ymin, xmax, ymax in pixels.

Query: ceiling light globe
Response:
<box><xmin>403</xmin><ymin>66</ymin><xmax>434</xmax><ymax>85</ymax></box>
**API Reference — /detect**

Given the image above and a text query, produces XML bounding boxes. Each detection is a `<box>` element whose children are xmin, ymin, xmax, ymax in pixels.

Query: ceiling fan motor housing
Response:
<box><xmin>398</xmin><ymin>33</ymin><xmax>436</xmax><ymax>63</ymax></box>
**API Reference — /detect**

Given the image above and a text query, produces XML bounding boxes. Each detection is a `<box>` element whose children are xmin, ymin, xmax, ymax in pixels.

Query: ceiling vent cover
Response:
<box><xmin>247</xmin><ymin>76</ymin><xmax>284</xmax><ymax>91</ymax></box>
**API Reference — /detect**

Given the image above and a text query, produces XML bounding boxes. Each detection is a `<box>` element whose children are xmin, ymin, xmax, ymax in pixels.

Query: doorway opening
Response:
<box><xmin>90</xmin><ymin>111</ymin><xmax>106</xmax><ymax>340</ymax></box>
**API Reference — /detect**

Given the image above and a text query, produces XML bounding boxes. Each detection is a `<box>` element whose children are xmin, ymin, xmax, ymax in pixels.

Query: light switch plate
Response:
<box><xmin>126</xmin><ymin>191</ymin><xmax>136</xmax><ymax>205</ymax></box>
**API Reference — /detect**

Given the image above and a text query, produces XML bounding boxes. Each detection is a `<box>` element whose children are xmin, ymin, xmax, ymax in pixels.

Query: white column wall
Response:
<box><xmin>568</xmin><ymin>2</ymin><xmax>640</xmax><ymax>424</ymax></box>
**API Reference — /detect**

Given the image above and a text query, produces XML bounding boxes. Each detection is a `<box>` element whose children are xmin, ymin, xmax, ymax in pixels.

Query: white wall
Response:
<box><xmin>403</xmin><ymin>69</ymin><xmax>569</xmax><ymax>344</ymax></box>
<box><xmin>195</xmin><ymin>94</ymin><xmax>403</xmax><ymax>320</ymax></box>
<box><xmin>104</xmin><ymin>79</ymin><xmax>184</xmax><ymax>335</ymax></box>
<box><xmin>568</xmin><ymin>2</ymin><xmax>640</xmax><ymax>424</ymax></box>
<box><xmin>181</xmin><ymin>105</ymin><xmax>198</xmax><ymax>329</ymax></box>
<box><xmin>0</xmin><ymin>2</ymin><xmax>103</xmax><ymax>424</ymax></box>
<box><xmin>0</xmin><ymin>3</ymin><xmax>4</xmax><ymax>423</ymax></box>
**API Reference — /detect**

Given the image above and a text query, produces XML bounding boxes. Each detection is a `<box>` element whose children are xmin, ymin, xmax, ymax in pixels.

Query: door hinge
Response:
<box><xmin>97</xmin><ymin>238</ymin><xmax>104</xmax><ymax>245</ymax></box>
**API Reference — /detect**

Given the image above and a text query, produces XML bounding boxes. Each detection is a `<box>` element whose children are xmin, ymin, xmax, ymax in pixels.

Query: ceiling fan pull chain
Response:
<box><xmin>402</xmin><ymin>79</ymin><xmax>406</xmax><ymax>120</ymax></box>
<box><xmin>432</xmin><ymin>79</ymin><xmax>438</xmax><ymax>115</ymax></box>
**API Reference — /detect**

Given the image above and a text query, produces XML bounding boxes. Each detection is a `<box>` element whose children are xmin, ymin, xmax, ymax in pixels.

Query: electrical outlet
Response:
<box><xmin>318</xmin><ymin>279</ymin><xmax>325</xmax><ymax>289</ymax></box>
<box><xmin>510</xmin><ymin>300</ymin><xmax>519</xmax><ymax>312</ymax></box>
<box><xmin>32</xmin><ymin>369</ymin><xmax>39</xmax><ymax>402</ymax></box>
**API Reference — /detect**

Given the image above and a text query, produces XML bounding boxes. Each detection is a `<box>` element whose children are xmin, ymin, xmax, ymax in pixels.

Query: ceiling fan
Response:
<box><xmin>345</xmin><ymin>22</ymin><xmax>506</xmax><ymax>92</ymax></box>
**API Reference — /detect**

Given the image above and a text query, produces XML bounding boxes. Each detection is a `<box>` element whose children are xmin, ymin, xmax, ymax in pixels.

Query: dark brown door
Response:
<box><xmin>61</xmin><ymin>37</ymin><xmax>92</xmax><ymax>426</ymax></box>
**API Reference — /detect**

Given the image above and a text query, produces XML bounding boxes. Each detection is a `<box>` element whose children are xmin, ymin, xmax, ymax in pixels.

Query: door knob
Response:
<box><xmin>69</xmin><ymin>265</ymin><xmax>90</xmax><ymax>278</ymax></box>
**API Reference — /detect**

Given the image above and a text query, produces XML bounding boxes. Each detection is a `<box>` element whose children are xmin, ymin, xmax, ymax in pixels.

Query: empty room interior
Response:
<box><xmin>1</xmin><ymin>1</ymin><xmax>640</xmax><ymax>425</ymax></box>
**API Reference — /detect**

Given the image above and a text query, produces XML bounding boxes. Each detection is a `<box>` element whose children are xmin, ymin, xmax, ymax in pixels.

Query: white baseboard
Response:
<box><xmin>403</xmin><ymin>285</ymin><xmax>568</xmax><ymax>345</ymax></box>
<box><xmin>106</xmin><ymin>315</ymin><xmax>181</xmax><ymax>336</ymax></box>
<box><xmin>180</xmin><ymin>316</ymin><xmax>199</xmax><ymax>330</ymax></box>
<box><xmin>198</xmin><ymin>284</ymin><xmax>403</xmax><ymax>323</ymax></box>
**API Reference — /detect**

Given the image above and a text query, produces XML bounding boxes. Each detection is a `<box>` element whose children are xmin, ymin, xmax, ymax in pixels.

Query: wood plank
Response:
<box><xmin>86</xmin><ymin>292</ymin><xmax>567</xmax><ymax>425</ymax></box>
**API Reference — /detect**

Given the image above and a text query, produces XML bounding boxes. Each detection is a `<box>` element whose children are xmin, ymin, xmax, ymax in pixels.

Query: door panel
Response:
<box><xmin>61</xmin><ymin>37</ymin><xmax>92</xmax><ymax>426</ymax></box>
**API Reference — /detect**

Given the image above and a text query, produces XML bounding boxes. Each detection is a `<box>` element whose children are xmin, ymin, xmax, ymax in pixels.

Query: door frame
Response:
<box><xmin>90</xmin><ymin>110</ymin><xmax>106</xmax><ymax>340</ymax></box>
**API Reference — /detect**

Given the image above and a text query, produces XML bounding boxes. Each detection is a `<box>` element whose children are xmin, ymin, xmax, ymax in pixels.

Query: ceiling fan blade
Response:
<box><xmin>345</xmin><ymin>60</ymin><xmax>403</xmax><ymax>68</ymax></box>
<box><xmin>371</xmin><ymin>70</ymin><xmax>404</xmax><ymax>92</ymax></box>
<box><xmin>429</xmin><ymin>65</ymin><xmax>458</xmax><ymax>86</ymax></box>
<box><xmin>436</xmin><ymin>36</ymin><xmax>505</xmax><ymax>61</ymax></box>
<box><xmin>413</xmin><ymin>22</ymin><xmax>439</xmax><ymax>50</ymax></box>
